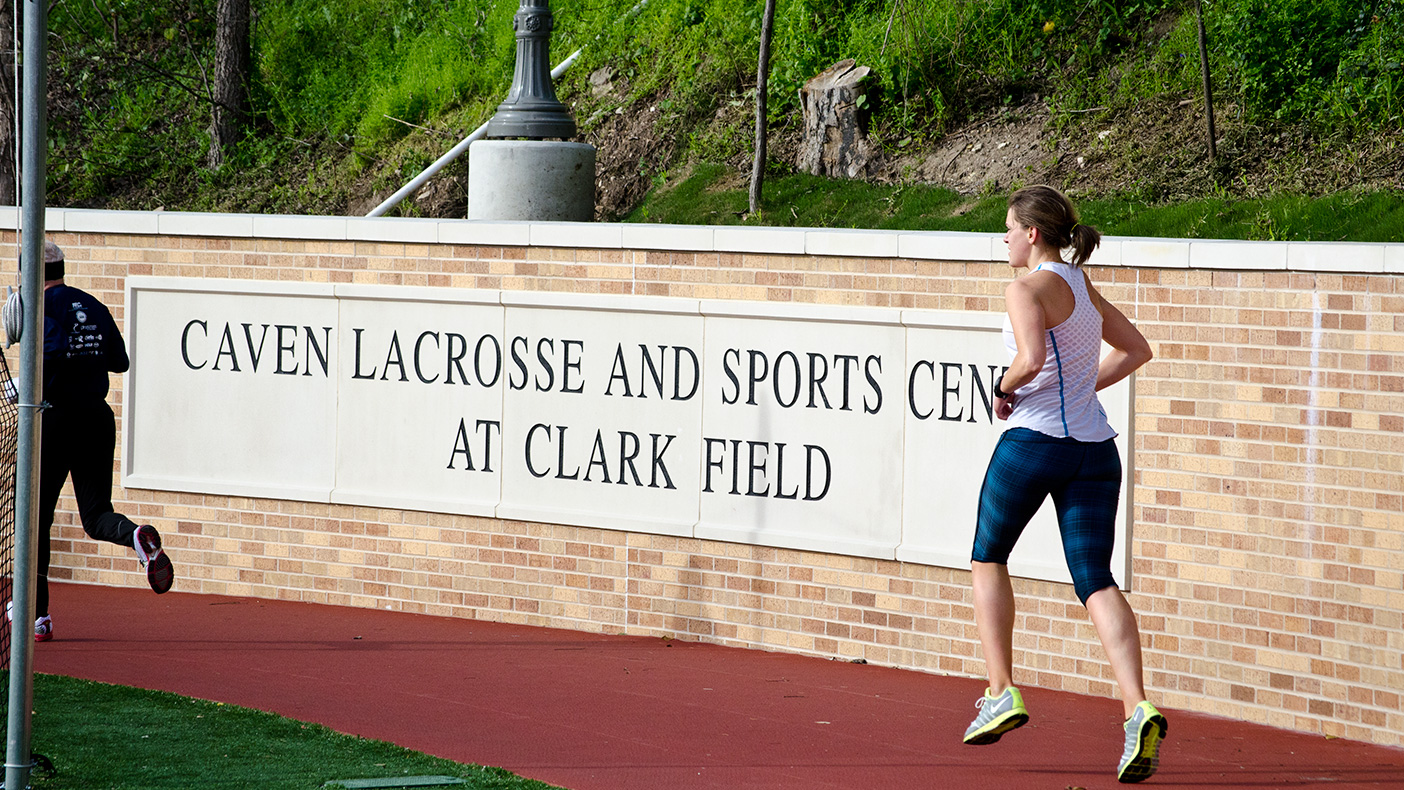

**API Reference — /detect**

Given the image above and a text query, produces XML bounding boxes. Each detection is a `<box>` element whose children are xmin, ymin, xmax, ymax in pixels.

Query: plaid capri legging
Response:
<box><xmin>972</xmin><ymin>427</ymin><xmax>1123</xmax><ymax>604</ymax></box>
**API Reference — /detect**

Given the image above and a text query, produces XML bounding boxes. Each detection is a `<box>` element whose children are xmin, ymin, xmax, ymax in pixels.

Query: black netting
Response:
<box><xmin>0</xmin><ymin>352</ymin><xmax>19</xmax><ymax>695</ymax></box>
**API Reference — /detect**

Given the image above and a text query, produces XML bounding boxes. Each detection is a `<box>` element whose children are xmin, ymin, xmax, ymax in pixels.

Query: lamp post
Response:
<box><xmin>468</xmin><ymin>0</ymin><xmax>595</xmax><ymax>221</ymax></box>
<box><xmin>485</xmin><ymin>0</ymin><xmax>577</xmax><ymax>140</ymax></box>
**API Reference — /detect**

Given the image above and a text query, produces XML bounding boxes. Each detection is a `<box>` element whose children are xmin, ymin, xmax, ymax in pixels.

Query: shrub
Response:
<box><xmin>1214</xmin><ymin>0</ymin><xmax>1403</xmax><ymax>123</ymax></box>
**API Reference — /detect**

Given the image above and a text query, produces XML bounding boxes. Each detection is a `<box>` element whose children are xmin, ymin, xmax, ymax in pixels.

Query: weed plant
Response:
<box><xmin>46</xmin><ymin>1</ymin><xmax>214</xmax><ymax>203</ymax></box>
<box><xmin>1216</xmin><ymin>0</ymin><xmax>1404</xmax><ymax>125</ymax></box>
<box><xmin>255</xmin><ymin>0</ymin><xmax>519</xmax><ymax>146</ymax></box>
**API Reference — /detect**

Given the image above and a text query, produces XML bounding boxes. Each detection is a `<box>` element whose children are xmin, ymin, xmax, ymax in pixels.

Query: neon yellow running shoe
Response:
<box><xmin>1117</xmin><ymin>700</ymin><xmax>1168</xmax><ymax>783</ymax></box>
<box><xmin>963</xmin><ymin>686</ymin><xmax>1029</xmax><ymax>745</ymax></box>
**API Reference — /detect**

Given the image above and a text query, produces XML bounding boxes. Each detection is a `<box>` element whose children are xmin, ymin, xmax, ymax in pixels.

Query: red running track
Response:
<box><xmin>32</xmin><ymin>582</ymin><xmax>1404</xmax><ymax>790</ymax></box>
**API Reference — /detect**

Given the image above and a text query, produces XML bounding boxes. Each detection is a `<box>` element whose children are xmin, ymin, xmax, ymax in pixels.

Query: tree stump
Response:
<box><xmin>798</xmin><ymin>59</ymin><xmax>873</xmax><ymax>179</ymax></box>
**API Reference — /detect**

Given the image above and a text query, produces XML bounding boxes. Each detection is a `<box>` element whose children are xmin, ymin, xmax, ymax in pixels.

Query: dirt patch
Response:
<box><xmin>337</xmin><ymin>80</ymin><xmax>1404</xmax><ymax>221</ymax></box>
<box><xmin>587</xmin><ymin>101</ymin><xmax>681</xmax><ymax>221</ymax></box>
<box><xmin>823</xmin><ymin>96</ymin><xmax>1402</xmax><ymax>201</ymax></box>
<box><xmin>876</xmin><ymin>100</ymin><xmax>1058</xmax><ymax>194</ymax></box>
<box><xmin>576</xmin><ymin>67</ymin><xmax>689</xmax><ymax>221</ymax></box>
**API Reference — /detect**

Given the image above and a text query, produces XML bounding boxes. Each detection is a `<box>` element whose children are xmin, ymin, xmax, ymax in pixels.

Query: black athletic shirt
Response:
<box><xmin>42</xmin><ymin>284</ymin><xmax>129</xmax><ymax>406</ymax></box>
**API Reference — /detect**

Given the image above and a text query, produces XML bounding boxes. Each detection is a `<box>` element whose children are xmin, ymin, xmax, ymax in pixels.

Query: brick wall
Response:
<box><xmin>11</xmin><ymin>220</ymin><xmax>1403</xmax><ymax>746</ymax></box>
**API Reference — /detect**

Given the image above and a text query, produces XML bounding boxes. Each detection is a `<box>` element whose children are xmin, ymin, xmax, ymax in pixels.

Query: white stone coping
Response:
<box><xmin>130</xmin><ymin>276</ymin><xmax>337</xmax><ymax>298</ymax></box>
<box><xmin>335</xmin><ymin>283</ymin><xmax>501</xmax><ymax>305</ymax></box>
<box><xmin>701</xmin><ymin>298</ymin><xmax>903</xmax><ymax>326</ymax></box>
<box><xmin>503</xmin><ymin>289</ymin><xmax>700</xmax><ymax>315</ymax></box>
<box><xmin>6</xmin><ymin>208</ymin><xmax>1399</xmax><ymax>274</ymax></box>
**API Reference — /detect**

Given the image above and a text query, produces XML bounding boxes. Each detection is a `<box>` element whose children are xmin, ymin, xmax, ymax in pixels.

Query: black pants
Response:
<box><xmin>37</xmin><ymin>400</ymin><xmax>138</xmax><ymax>617</ymax></box>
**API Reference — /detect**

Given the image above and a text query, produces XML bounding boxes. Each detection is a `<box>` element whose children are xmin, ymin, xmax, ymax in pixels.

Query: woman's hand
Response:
<box><xmin>995</xmin><ymin>393</ymin><xmax>1016</xmax><ymax>420</ymax></box>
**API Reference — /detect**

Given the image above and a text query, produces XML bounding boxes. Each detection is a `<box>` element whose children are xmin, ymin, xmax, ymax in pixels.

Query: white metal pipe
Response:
<box><xmin>365</xmin><ymin>47</ymin><xmax>584</xmax><ymax>219</ymax></box>
<box><xmin>365</xmin><ymin>120</ymin><xmax>490</xmax><ymax>218</ymax></box>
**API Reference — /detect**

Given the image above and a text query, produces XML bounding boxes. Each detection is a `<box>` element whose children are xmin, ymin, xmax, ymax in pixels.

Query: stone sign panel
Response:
<box><xmin>124</xmin><ymin>278</ymin><xmax>1133</xmax><ymax>588</ymax></box>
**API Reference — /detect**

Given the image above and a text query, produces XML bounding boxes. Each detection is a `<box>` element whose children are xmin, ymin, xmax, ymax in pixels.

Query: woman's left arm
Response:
<box><xmin>1089</xmin><ymin>282</ymin><xmax>1152</xmax><ymax>390</ymax></box>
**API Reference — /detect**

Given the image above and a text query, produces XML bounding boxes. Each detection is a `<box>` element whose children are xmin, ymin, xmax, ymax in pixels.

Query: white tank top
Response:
<box><xmin>1001</xmin><ymin>261</ymin><xmax>1116</xmax><ymax>442</ymax></box>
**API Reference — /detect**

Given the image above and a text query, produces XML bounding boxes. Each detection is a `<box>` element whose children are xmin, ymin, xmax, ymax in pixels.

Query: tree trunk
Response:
<box><xmin>208</xmin><ymin>0</ymin><xmax>251</xmax><ymax>169</ymax></box>
<box><xmin>749</xmin><ymin>0</ymin><xmax>776</xmax><ymax>215</ymax></box>
<box><xmin>799</xmin><ymin>59</ymin><xmax>873</xmax><ymax>179</ymax></box>
<box><xmin>0</xmin><ymin>3</ymin><xmax>16</xmax><ymax>205</ymax></box>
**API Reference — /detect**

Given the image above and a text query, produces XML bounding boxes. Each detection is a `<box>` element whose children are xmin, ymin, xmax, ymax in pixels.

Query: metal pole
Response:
<box><xmin>749</xmin><ymin>0</ymin><xmax>776</xmax><ymax>215</ymax></box>
<box><xmin>5</xmin><ymin>0</ymin><xmax>46</xmax><ymax>785</ymax></box>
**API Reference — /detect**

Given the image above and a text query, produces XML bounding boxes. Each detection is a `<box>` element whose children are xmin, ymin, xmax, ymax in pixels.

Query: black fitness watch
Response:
<box><xmin>993</xmin><ymin>376</ymin><xmax>1012</xmax><ymax>399</ymax></box>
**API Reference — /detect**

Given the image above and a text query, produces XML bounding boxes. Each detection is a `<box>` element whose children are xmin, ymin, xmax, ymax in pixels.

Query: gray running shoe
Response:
<box><xmin>1117</xmin><ymin>700</ymin><xmax>1168</xmax><ymax>783</ymax></box>
<box><xmin>963</xmin><ymin>686</ymin><xmax>1029</xmax><ymax>745</ymax></box>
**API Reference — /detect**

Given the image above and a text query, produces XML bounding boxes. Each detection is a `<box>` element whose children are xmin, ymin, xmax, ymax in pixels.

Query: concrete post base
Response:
<box><xmin>468</xmin><ymin>140</ymin><xmax>596</xmax><ymax>222</ymax></box>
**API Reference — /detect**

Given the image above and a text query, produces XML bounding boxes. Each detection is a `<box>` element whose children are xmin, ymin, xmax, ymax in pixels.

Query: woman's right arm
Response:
<box><xmin>996</xmin><ymin>279</ymin><xmax>1049</xmax><ymax>419</ymax></box>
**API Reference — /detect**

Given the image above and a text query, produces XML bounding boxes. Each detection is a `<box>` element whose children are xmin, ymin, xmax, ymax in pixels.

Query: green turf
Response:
<box><xmin>628</xmin><ymin>164</ymin><xmax>1404</xmax><ymax>243</ymax></box>
<box><xmin>19</xmin><ymin>674</ymin><xmax>561</xmax><ymax>790</ymax></box>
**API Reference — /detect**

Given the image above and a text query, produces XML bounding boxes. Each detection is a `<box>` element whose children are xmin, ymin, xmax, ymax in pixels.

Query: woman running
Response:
<box><xmin>961</xmin><ymin>185</ymin><xmax>1165</xmax><ymax>783</ymax></box>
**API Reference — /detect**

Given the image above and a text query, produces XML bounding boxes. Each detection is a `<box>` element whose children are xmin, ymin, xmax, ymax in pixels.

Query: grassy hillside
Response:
<box><xmin>35</xmin><ymin>0</ymin><xmax>1404</xmax><ymax>238</ymax></box>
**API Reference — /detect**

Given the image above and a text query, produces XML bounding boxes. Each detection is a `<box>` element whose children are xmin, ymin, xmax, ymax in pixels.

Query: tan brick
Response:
<box><xmin>32</xmin><ymin>232</ymin><xmax>1401</xmax><ymax>747</ymax></box>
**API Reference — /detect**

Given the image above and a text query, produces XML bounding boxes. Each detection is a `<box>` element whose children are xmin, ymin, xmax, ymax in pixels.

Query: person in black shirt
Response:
<box><xmin>31</xmin><ymin>240</ymin><xmax>174</xmax><ymax>642</ymax></box>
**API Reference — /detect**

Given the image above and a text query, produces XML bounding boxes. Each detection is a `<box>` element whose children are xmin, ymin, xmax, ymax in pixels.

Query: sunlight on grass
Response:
<box><xmin>629</xmin><ymin>165</ymin><xmax>1404</xmax><ymax>243</ymax></box>
<box><xmin>24</xmin><ymin>674</ymin><xmax>560</xmax><ymax>790</ymax></box>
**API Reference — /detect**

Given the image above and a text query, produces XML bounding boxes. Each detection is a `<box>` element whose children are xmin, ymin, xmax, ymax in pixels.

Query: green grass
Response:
<box><xmin>22</xmin><ymin>674</ymin><xmax>560</xmax><ymax>790</ymax></box>
<box><xmin>629</xmin><ymin>164</ymin><xmax>1404</xmax><ymax>242</ymax></box>
<box><xmin>43</xmin><ymin>0</ymin><xmax>1404</xmax><ymax>217</ymax></box>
